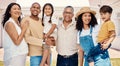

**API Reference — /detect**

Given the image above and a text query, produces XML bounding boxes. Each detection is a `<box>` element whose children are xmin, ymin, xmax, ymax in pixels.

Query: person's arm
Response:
<box><xmin>5</xmin><ymin>21</ymin><xmax>28</xmax><ymax>46</ymax></box>
<box><xmin>45</xmin><ymin>36</ymin><xmax>55</xmax><ymax>46</ymax></box>
<box><xmin>77</xmin><ymin>44</ymin><xmax>84</xmax><ymax>66</ymax></box>
<box><xmin>76</xmin><ymin>32</ymin><xmax>84</xmax><ymax>66</ymax></box>
<box><xmin>101</xmin><ymin>21</ymin><xmax>116</xmax><ymax>50</ymax></box>
<box><xmin>45</xmin><ymin>24</ymin><xmax>56</xmax><ymax>37</ymax></box>
<box><xmin>21</xmin><ymin>17</ymin><xmax>43</xmax><ymax>46</ymax></box>
<box><xmin>24</xmin><ymin>27</ymin><xmax>43</xmax><ymax>46</ymax></box>
<box><xmin>101</xmin><ymin>30</ymin><xmax>116</xmax><ymax>50</ymax></box>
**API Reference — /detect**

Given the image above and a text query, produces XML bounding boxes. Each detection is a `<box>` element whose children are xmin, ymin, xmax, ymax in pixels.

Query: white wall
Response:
<box><xmin>0</xmin><ymin>9</ymin><xmax>2</xmax><ymax>48</ymax></box>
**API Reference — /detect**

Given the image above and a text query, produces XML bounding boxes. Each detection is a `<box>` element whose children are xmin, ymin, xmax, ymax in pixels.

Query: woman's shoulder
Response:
<box><xmin>7</xmin><ymin>18</ymin><xmax>14</xmax><ymax>22</ymax></box>
<box><xmin>94</xmin><ymin>24</ymin><xmax>101</xmax><ymax>29</ymax></box>
<box><xmin>4</xmin><ymin>18</ymin><xmax>15</xmax><ymax>27</ymax></box>
<box><xmin>92</xmin><ymin>24</ymin><xmax>101</xmax><ymax>32</ymax></box>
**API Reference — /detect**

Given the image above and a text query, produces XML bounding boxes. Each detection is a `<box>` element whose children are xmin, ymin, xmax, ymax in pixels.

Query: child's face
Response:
<box><xmin>44</xmin><ymin>5</ymin><xmax>52</xmax><ymax>16</ymax></box>
<box><xmin>100</xmin><ymin>12</ymin><xmax>111</xmax><ymax>22</ymax></box>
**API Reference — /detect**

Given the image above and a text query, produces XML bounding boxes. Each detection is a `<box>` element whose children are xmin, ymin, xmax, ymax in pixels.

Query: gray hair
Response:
<box><xmin>64</xmin><ymin>6</ymin><xmax>74</xmax><ymax>13</ymax></box>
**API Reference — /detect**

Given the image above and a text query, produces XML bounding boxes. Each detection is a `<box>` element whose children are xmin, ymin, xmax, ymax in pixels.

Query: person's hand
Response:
<box><xmin>102</xmin><ymin>38</ymin><xmax>109</xmax><ymax>44</ymax></box>
<box><xmin>45</xmin><ymin>64</ymin><xmax>49</xmax><ymax>66</ymax></box>
<box><xmin>101</xmin><ymin>43</ymin><xmax>109</xmax><ymax>50</ymax></box>
<box><xmin>39</xmin><ymin>63</ymin><xmax>44</xmax><ymax>66</ymax></box>
<box><xmin>45</xmin><ymin>33</ymin><xmax>50</xmax><ymax>38</ymax></box>
<box><xmin>43</xmin><ymin>34</ymin><xmax>45</xmax><ymax>39</ymax></box>
<box><xmin>21</xmin><ymin>20</ymin><xmax>29</xmax><ymax>31</ymax></box>
<box><xmin>44</xmin><ymin>34</ymin><xmax>48</xmax><ymax>38</ymax></box>
<box><xmin>49</xmin><ymin>36</ymin><xmax>55</xmax><ymax>41</ymax></box>
<box><xmin>100</xmin><ymin>38</ymin><xmax>109</xmax><ymax>50</ymax></box>
<box><xmin>45</xmin><ymin>36</ymin><xmax>55</xmax><ymax>46</ymax></box>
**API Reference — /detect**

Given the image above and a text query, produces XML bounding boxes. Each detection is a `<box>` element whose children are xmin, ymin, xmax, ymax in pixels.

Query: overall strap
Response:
<box><xmin>79</xmin><ymin>30</ymin><xmax>82</xmax><ymax>36</ymax></box>
<box><xmin>90</xmin><ymin>25</ymin><xmax>93</xmax><ymax>34</ymax></box>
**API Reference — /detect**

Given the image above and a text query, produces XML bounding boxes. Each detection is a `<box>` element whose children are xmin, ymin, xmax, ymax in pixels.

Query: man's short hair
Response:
<box><xmin>64</xmin><ymin>6</ymin><xmax>74</xmax><ymax>13</ymax></box>
<box><xmin>31</xmin><ymin>2</ymin><xmax>40</xmax><ymax>8</ymax></box>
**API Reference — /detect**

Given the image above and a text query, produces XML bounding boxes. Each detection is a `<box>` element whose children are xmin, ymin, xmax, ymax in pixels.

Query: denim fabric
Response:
<box><xmin>79</xmin><ymin>26</ymin><xmax>94</xmax><ymax>66</ymax></box>
<box><xmin>94</xmin><ymin>51</ymin><xmax>111</xmax><ymax>66</ymax></box>
<box><xmin>87</xmin><ymin>43</ymin><xmax>111</xmax><ymax>66</ymax></box>
<box><xmin>30</xmin><ymin>56</ymin><xmax>42</xmax><ymax>66</ymax></box>
<box><xmin>79</xmin><ymin>35</ymin><xmax>94</xmax><ymax>56</ymax></box>
<box><xmin>56</xmin><ymin>53</ymin><xmax>78</xmax><ymax>66</ymax></box>
<box><xmin>87</xmin><ymin>43</ymin><xmax>111</xmax><ymax>59</ymax></box>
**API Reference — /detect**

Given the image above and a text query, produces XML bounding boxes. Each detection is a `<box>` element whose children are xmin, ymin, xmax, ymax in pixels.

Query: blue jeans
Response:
<box><xmin>30</xmin><ymin>56</ymin><xmax>42</xmax><ymax>66</ymax></box>
<box><xmin>94</xmin><ymin>51</ymin><xmax>111</xmax><ymax>66</ymax></box>
<box><xmin>87</xmin><ymin>43</ymin><xmax>111</xmax><ymax>66</ymax></box>
<box><xmin>87</xmin><ymin>43</ymin><xmax>111</xmax><ymax>61</ymax></box>
<box><xmin>56</xmin><ymin>53</ymin><xmax>78</xmax><ymax>66</ymax></box>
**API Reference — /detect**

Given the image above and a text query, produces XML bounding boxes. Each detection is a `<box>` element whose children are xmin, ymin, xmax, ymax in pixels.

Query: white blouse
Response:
<box><xmin>3</xmin><ymin>18</ymin><xmax>28</xmax><ymax>61</ymax></box>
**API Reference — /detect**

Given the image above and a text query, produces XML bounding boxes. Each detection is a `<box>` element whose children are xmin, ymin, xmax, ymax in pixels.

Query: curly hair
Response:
<box><xmin>76</xmin><ymin>13</ymin><xmax>98</xmax><ymax>31</ymax></box>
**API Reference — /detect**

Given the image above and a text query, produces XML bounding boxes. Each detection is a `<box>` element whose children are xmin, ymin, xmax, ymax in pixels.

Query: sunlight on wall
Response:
<box><xmin>17</xmin><ymin>0</ymin><xmax>89</xmax><ymax>7</ymax></box>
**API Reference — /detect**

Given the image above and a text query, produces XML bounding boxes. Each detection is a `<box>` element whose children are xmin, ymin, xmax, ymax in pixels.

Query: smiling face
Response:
<box><xmin>10</xmin><ymin>5</ymin><xmax>21</xmax><ymax>19</ymax></box>
<box><xmin>63</xmin><ymin>7</ymin><xmax>74</xmax><ymax>22</ymax></box>
<box><xmin>100</xmin><ymin>12</ymin><xmax>111</xmax><ymax>22</ymax></box>
<box><xmin>30</xmin><ymin>3</ymin><xmax>41</xmax><ymax>16</ymax></box>
<box><xmin>82</xmin><ymin>12</ymin><xmax>91</xmax><ymax>25</ymax></box>
<box><xmin>44</xmin><ymin>5</ymin><xmax>52</xmax><ymax>16</ymax></box>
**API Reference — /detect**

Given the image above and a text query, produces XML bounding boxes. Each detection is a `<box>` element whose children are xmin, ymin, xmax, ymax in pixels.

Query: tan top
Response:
<box><xmin>23</xmin><ymin>17</ymin><xmax>43</xmax><ymax>56</ymax></box>
<box><xmin>56</xmin><ymin>21</ymin><xmax>78</xmax><ymax>55</ymax></box>
<box><xmin>97</xmin><ymin>20</ymin><xmax>115</xmax><ymax>42</ymax></box>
